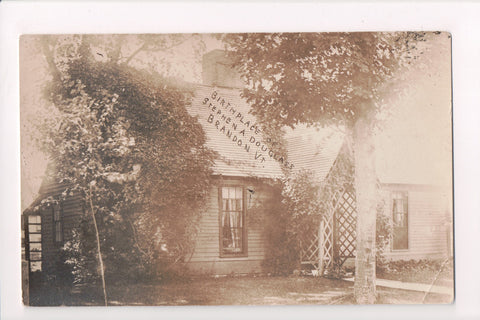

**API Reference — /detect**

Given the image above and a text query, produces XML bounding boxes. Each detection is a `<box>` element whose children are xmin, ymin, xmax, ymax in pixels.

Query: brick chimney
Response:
<box><xmin>202</xmin><ymin>50</ymin><xmax>243</xmax><ymax>88</ymax></box>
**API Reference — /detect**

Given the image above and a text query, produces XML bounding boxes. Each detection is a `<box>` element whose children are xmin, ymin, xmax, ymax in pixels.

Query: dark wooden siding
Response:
<box><xmin>381</xmin><ymin>184</ymin><xmax>452</xmax><ymax>260</ymax></box>
<box><xmin>186</xmin><ymin>177</ymin><xmax>273</xmax><ymax>274</ymax></box>
<box><xmin>25</xmin><ymin>182</ymin><xmax>84</xmax><ymax>276</ymax></box>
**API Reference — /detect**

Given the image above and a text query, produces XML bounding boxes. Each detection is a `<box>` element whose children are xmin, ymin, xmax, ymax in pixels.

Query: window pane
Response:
<box><xmin>29</xmin><ymin>234</ymin><xmax>41</xmax><ymax>242</ymax></box>
<box><xmin>222</xmin><ymin>187</ymin><xmax>228</xmax><ymax>199</ymax></box>
<box><xmin>30</xmin><ymin>251</ymin><xmax>42</xmax><ymax>261</ymax></box>
<box><xmin>28</xmin><ymin>215</ymin><xmax>41</xmax><ymax>224</ymax></box>
<box><xmin>29</xmin><ymin>224</ymin><xmax>41</xmax><ymax>233</ymax></box>
<box><xmin>235</xmin><ymin>187</ymin><xmax>243</xmax><ymax>199</ymax></box>
<box><xmin>234</xmin><ymin>230</ymin><xmax>242</xmax><ymax>250</ymax></box>
<box><xmin>393</xmin><ymin>227</ymin><xmax>408</xmax><ymax>249</ymax></box>
<box><xmin>54</xmin><ymin>208</ymin><xmax>61</xmax><ymax>221</ymax></box>
<box><xmin>392</xmin><ymin>192</ymin><xmax>408</xmax><ymax>250</ymax></box>
<box><xmin>223</xmin><ymin>225</ymin><xmax>232</xmax><ymax>247</ymax></box>
<box><xmin>224</xmin><ymin>187</ymin><xmax>230</xmax><ymax>199</ymax></box>
<box><xmin>230</xmin><ymin>212</ymin><xmax>235</xmax><ymax>227</ymax></box>
<box><xmin>30</xmin><ymin>261</ymin><xmax>42</xmax><ymax>272</ymax></box>
<box><xmin>55</xmin><ymin>222</ymin><xmax>63</xmax><ymax>242</ymax></box>
<box><xmin>220</xmin><ymin>186</ymin><xmax>245</xmax><ymax>254</ymax></box>
<box><xmin>30</xmin><ymin>243</ymin><xmax>41</xmax><ymax>251</ymax></box>
<box><xmin>222</xmin><ymin>211</ymin><xmax>227</xmax><ymax>227</ymax></box>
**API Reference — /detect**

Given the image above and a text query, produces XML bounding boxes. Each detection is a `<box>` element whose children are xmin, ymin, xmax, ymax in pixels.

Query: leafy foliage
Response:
<box><xmin>222</xmin><ymin>32</ymin><xmax>431</xmax><ymax>302</ymax></box>
<box><xmin>259</xmin><ymin>142</ymin><xmax>356</xmax><ymax>275</ymax></box>
<box><xmin>222</xmin><ymin>32</ymin><xmax>427</xmax><ymax>129</ymax></box>
<box><xmin>318</xmin><ymin>142</ymin><xmax>355</xmax><ymax>216</ymax></box>
<box><xmin>376</xmin><ymin>202</ymin><xmax>393</xmax><ymax>272</ymax></box>
<box><xmin>243</xmin><ymin>182</ymin><xmax>299</xmax><ymax>275</ymax></box>
<box><xmin>39</xmin><ymin>37</ymin><xmax>215</xmax><ymax>284</ymax></box>
<box><xmin>282</xmin><ymin>170</ymin><xmax>323</xmax><ymax>221</ymax></box>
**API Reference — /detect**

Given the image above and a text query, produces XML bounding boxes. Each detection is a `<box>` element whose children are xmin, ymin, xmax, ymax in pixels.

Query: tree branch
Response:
<box><xmin>123</xmin><ymin>35</ymin><xmax>196</xmax><ymax>66</ymax></box>
<box><xmin>39</xmin><ymin>36</ymin><xmax>62</xmax><ymax>83</ymax></box>
<box><xmin>110</xmin><ymin>35</ymin><xmax>127</xmax><ymax>63</ymax></box>
<box><xmin>124</xmin><ymin>43</ymin><xmax>147</xmax><ymax>65</ymax></box>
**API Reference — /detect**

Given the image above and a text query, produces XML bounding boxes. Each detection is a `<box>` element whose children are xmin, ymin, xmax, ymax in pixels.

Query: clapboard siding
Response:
<box><xmin>381</xmin><ymin>184</ymin><xmax>452</xmax><ymax>261</ymax></box>
<box><xmin>186</xmin><ymin>177</ymin><xmax>272</xmax><ymax>274</ymax></box>
<box><xmin>27</xmin><ymin>177</ymin><xmax>274</xmax><ymax>276</ymax></box>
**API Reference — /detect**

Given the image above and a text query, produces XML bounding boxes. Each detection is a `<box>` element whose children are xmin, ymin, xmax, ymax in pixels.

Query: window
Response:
<box><xmin>392</xmin><ymin>191</ymin><xmax>408</xmax><ymax>250</ymax></box>
<box><xmin>53</xmin><ymin>204</ymin><xmax>63</xmax><ymax>243</ymax></box>
<box><xmin>219</xmin><ymin>186</ymin><xmax>246</xmax><ymax>256</ymax></box>
<box><xmin>27</xmin><ymin>215</ymin><xmax>42</xmax><ymax>272</ymax></box>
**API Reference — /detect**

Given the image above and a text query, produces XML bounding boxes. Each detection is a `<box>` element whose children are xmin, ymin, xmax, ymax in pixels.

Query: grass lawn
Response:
<box><xmin>61</xmin><ymin>275</ymin><xmax>452</xmax><ymax>306</ymax></box>
<box><xmin>106</xmin><ymin>276</ymin><xmax>352</xmax><ymax>306</ymax></box>
<box><xmin>377</xmin><ymin>258</ymin><xmax>454</xmax><ymax>287</ymax></box>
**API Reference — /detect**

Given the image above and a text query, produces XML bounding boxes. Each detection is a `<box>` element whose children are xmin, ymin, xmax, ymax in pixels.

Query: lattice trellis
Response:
<box><xmin>319</xmin><ymin>212</ymin><xmax>334</xmax><ymax>272</ymax></box>
<box><xmin>300</xmin><ymin>185</ymin><xmax>357</xmax><ymax>275</ymax></box>
<box><xmin>299</xmin><ymin>228</ymin><xmax>320</xmax><ymax>270</ymax></box>
<box><xmin>333</xmin><ymin>186</ymin><xmax>357</xmax><ymax>267</ymax></box>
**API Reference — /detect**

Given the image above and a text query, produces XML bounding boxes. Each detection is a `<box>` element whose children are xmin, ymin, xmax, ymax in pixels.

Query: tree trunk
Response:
<box><xmin>352</xmin><ymin>111</ymin><xmax>377</xmax><ymax>304</ymax></box>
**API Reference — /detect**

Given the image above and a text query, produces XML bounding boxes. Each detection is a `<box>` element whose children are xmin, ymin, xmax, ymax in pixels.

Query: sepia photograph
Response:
<box><xmin>19</xmin><ymin>32</ymin><xmax>453</xmax><ymax>307</ymax></box>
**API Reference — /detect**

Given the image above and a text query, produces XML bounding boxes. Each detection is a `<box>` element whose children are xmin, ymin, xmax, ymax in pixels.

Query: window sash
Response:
<box><xmin>53</xmin><ymin>205</ymin><xmax>63</xmax><ymax>243</ymax></box>
<box><xmin>55</xmin><ymin>221</ymin><xmax>63</xmax><ymax>242</ymax></box>
<box><xmin>28</xmin><ymin>215</ymin><xmax>41</xmax><ymax>224</ymax></box>
<box><xmin>392</xmin><ymin>192</ymin><xmax>408</xmax><ymax>250</ymax></box>
<box><xmin>26</xmin><ymin>215</ymin><xmax>43</xmax><ymax>272</ymax></box>
<box><xmin>219</xmin><ymin>186</ymin><xmax>246</xmax><ymax>255</ymax></box>
<box><xmin>30</xmin><ymin>261</ymin><xmax>42</xmax><ymax>272</ymax></box>
<box><xmin>28</xmin><ymin>224</ymin><xmax>41</xmax><ymax>233</ymax></box>
<box><xmin>29</xmin><ymin>233</ymin><xmax>41</xmax><ymax>242</ymax></box>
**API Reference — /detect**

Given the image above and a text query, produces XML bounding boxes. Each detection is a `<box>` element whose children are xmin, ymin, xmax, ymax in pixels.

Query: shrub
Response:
<box><xmin>376</xmin><ymin>201</ymin><xmax>393</xmax><ymax>273</ymax></box>
<box><xmin>43</xmin><ymin>53</ymin><xmax>215</xmax><ymax>286</ymax></box>
<box><xmin>257</xmin><ymin>183</ymin><xmax>301</xmax><ymax>275</ymax></box>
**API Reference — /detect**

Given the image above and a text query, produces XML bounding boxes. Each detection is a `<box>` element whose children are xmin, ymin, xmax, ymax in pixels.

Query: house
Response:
<box><xmin>379</xmin><ymin>182</ymin><xmax>452</xmax><ymax>261</ymax></box>
<box><xmin>22</xmin><ymin>173</ymin><xmax>84</xmax><ymax>277</ymax></box>
<box><xmin>284</xmin><ymin>107</ymin><xmax>452</xmax><ymax>273</ymax></box>
<box><xmin>22</xmin><ymin>173</ymin><xmax>84</xmax><ymax>305</ymax></box>
<box><xmin>285</xmin><ymin>123</ymin><xmax>452</xmax><ymax>273</ymax></box>
<box><xmin>376</xmin><ymin>130</ymin><xmax>453</xmax><ymax>261</ymax></box>
<box><xmin>21</xmin><ymin>50</ymin><xmax>288</xmax><ymax>279</ymax></box>
<box><xmin>22</xmin><ymin>49</ymin><xmax>452</xmax><ymax>281</ymax></box>
<box><xmin>184</xmin><ymin>84</ymin><xmax>284</xmax><ymax>275</ymax></box>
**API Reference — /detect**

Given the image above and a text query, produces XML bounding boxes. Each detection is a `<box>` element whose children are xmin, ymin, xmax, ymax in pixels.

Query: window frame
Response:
<box><xmin>26</xmin><ymin>214</ymin><xmax>42</xmax><ymax>272</ymax></box>
<box><xmin>391</xmin><ymin>191</ymin><xmax>409</xmax><ymax>251</ymax></box>
<box><xmin>52</xmin><ymin>203</ymin><xmax>64</xmax><ymax>245</ymax></box>
<box><xmin>218</xmin><ymin>185</ymin><xmax>248</xmax><ymax>258</ymax></box>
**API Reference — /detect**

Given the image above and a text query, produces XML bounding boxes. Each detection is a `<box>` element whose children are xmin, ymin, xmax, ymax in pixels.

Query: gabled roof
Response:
<box><xmin>285</xmin><ymin>125</ymin><xmax>345</xmax><ymax>183</ymax></box>
<box><xmin>188</xmin><ymin>85</ymin><xmax>345</xmax><ymax>181</ymax></box>
<box><xmin>188</xmin><ymin>85</ymin><xmax>285</xmax><ymax>179</ymax></box>
<box><xmin>188</xmin><ymin>83</ymin><xmax>450</xmax><ymax>188</ymax></box>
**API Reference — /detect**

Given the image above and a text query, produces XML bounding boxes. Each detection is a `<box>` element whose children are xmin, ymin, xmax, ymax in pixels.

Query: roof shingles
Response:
<box><xmin>188</xmin><ymin>85</ymin><xmax>344</xmax><ymax>181</ymax></box>
<box><xmin>188</xmin><ymin>85</ymin><xmax>286</xmax><ymax>179</ymax></box>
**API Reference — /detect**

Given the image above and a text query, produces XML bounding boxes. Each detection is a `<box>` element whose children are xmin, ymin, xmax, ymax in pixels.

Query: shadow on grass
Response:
<box><xmin>53</xmin><ymin>276</ymin><xmax>354</xmax><ymax>306</ymax></box>
<box><xmin>28</xmin><ymin>275</ymin><xmax>453</xmax><ymax>306</ymax></box>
